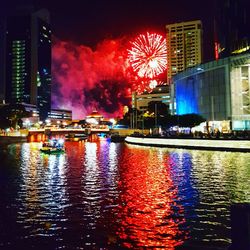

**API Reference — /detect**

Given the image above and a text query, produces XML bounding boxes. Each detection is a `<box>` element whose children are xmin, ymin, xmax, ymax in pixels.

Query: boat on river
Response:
<box><xmin>40</xmin><ymin>138</ymin><xmax>65</xmax><ymax>154</ymax></box>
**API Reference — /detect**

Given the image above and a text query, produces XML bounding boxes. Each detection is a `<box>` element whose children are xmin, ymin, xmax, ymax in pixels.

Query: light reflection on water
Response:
<box><xmin>0</xmin><ymin>141</ymin><xmax>250</xmax><ymax>249</ymax></box>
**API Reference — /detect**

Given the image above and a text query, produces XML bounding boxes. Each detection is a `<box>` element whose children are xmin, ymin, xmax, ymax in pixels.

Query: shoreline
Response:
<box><xmin>0</xmin><ymin>135</ymin><xmax>27</xmax><ymax>145</ymax></box>
<box><xmin>125</xmin><ymin>136</ymin><xmax>250</xmax><ymax>152</ymax></box>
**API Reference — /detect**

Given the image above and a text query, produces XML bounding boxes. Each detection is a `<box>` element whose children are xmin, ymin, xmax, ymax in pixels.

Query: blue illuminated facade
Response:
<box><xmin>175</xmin><ymin>76</ymin><xmax>199</xmax><ymax>115</ymax></box>
<box><xmin>172</xmin><ymin>53</ymin><xmax>250</xmax><ymax>130</ymax></box>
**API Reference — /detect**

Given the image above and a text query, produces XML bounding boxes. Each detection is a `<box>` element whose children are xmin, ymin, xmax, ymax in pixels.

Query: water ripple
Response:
<box><xmin>0</xmin><ymin>142</ymin><xmax>250</xmax><ymax>249</ymax></box>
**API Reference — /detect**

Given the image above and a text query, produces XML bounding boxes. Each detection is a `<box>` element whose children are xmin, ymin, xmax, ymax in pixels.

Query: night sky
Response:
<box><xmin>2</xmin><ymin>0</ymin><xmax>216</xmax><ymax>60</ymax></box>
<box><xmin>2</xmin><ymin>0</ymin><xmax>216</xmax><ymax>118</ymax></box>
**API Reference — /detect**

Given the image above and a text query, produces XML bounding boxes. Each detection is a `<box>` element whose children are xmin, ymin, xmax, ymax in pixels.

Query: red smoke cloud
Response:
<box><xmin>52</xmin><ymin>37</ymin><xmax>134</xmax><ymax>119</ymax></box>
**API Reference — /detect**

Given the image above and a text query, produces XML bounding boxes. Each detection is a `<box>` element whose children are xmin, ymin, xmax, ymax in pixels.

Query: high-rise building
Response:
<box><xmin>214</xmin><ymin>0</ymin><xmax>250</xmax><ymax>59</ymax></box>
<box><xmin>5</xmin><ymin>8</ymin><xmax>51</xmax><ymax>121</ymax></box>
<box><xmin>166</xmin><ymin>20</ymin><xmax>203</xmax><ymax>82</ymax></box>
<box><xmin>0</xmin><ymin>18</ymin><xmax>6</xmax><ymax>103</ymax></box>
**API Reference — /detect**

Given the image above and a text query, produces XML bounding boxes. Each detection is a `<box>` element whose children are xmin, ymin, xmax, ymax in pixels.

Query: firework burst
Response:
<box><xmin>128</xmin><ymin>32</ymin><xmax>167</xmax><ymax>79</ymax></box>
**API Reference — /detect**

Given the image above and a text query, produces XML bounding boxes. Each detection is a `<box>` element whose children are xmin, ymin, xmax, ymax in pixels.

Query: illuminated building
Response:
<box><xmin>0</xmin><ymin>19</ymin><xmax>6</xmax><ymax>103</ymax></box>
<box><xmin>172</xmin><ymin>53</ymin><xmax>250</xmax><ymax>131</ymax></box>
<box><xmin>5</xmin><ymin>8</ymin><xmax>51</xmax><ymax>121</ymax></box>
<box><xmin>8</xmin><ymin>104</ymin><xmax>72</xmax><ymax>127</ymax></box>
<box><xmin>214</xmin><ymin>0</ymin><xmax>250</xmax><ymax>59</ymax></box>
<box><xmin>48</xmin><ymin>109</ymin><xmax>72</xmax><ymax>122</ymax></box>
<box><xmin>86</xmin><ymin>110</ymin><xmax>104</xmax><ymax>124</ymax></box>
<box><xmin>166</xmin><ymin>20</ymin><xmax>203</xmax><ymax>82</ymax></box>
<box><xmin>132</xmin><ymin>85</ymin><xmax>171</xmax><ymax>112</ymax></box>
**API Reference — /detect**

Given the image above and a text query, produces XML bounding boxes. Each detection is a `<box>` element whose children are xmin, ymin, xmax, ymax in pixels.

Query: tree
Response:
<box><xmin>0</xmin><ymin>117</ymin><xmax>11</xmax><ymax>130</ymax></box>
<box><xmin>0</xmin><ymin>104</ymin><xmax>30</xmax><ymax>129</ymax></box>
<box><xmin>178</xmin><ymin>113</ymin><xmax>206</xmax><ymax>128</ymax></box>
<box><xmin>147</xmin><ymin>101</ymin><xmax>169</xmax><ymax>116</ymax></box>
<box><xmin>119</xmin><ymin>107</ymin><xmax>141</xmax><ymax>128</ymax></box>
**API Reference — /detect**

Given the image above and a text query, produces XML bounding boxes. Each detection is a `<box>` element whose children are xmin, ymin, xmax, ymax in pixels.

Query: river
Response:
<box><xmin>0</xmin><ymin>141</ymin><xmax>250</xmax><ymax>249</ymax></box>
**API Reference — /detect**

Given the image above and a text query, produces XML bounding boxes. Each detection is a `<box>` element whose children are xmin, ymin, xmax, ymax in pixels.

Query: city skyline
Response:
<box><xmin>1</xmin><ymin>2</ymin><xmax>250</xmax><ymax>249</ymax></box>
<box><xmin>1</xmin><ymin>0</ymin><xmax>250</xmax><ymax>119</ymax></box>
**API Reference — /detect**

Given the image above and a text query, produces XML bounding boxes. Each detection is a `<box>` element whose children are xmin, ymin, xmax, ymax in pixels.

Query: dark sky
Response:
<box><xmin>2</xmin><ymin>0</ymin><xmax>216</xmax><ymax>61</ymax></box>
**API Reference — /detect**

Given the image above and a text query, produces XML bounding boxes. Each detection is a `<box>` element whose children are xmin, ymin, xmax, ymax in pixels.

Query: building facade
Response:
<box><xmin>172</xmin><ymin>53</ymin><xmax>250</xmax><ymax>130</ymax></box>
<box><xmin>5</xmin><ymin>8</ymin><xmax>51</xmax><ymax>121</ymax></box>
<box><xmin>132</xmin><ymin>85</ymin><xmax>171</xmax><ymax>112</ymax></box>
<box><xmin>166</xmin><ymin>20</ymin><xmax>203</xmax><ymax>82</ymax></box>
<box><xmin>48</xmin><ymin>109</ymin><xmax>72</xmax><ymax>122</ymax></box>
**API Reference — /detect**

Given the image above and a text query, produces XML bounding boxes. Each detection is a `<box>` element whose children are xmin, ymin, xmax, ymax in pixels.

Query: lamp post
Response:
<box><xmin>24</xmin><ymin>119</ymin><xmax>30</xmax><ymax>129</ymax></box>
<box><xmin>135</xmin><ymin>108</ymin><xmax>137</xmax><ymax>129</ymax></box>
<box><xmin>155</xmin><ymin>103</ymin><xmax>157</xmax><ymax>128</ymax></box>
<box><xmin>142</xmin><ymin>110</ymin><xmax>144</xmax><ymax>134</ymax></box>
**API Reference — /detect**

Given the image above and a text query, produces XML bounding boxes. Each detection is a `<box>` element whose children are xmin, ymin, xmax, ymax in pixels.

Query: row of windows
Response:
<box><xmin>12</xmin><ymin>55</ymin><xmax>25</xmax><ymax>58</ymax></box>
<box><xmin>12</xmin><ymin>40</ymin><xmax>25</xmax><ymax>43</ymax></box>
<box><xmin>12</xmin><ymin>43</ymin><xmax>25</xmax><ymax>46</ymax></box>
<box><xmin>12</xmin><ymin>72</ymin><xmax>25</xmax><ymax>76</ymax></box>
<box><xmin>12</xmin><ymin>50</ymin><xmax>25</xmax><ymax>53</ymax></box>
<box><xmin>12</xmin><ymin>54</ymin><xmax>25</xmax><ymax>58</ymax></box>
<box><xmin>12</xmin><ymin>79</ymin><xmax>26</xmax><ymax>83</ymax></box>
<box><xmin>12</xmin><ymin>81</ymin><xmax>24</xmax><ymax>86</ymax></box>
<box><xmin>169</xmin><ymin>27</ymin><xmax>197</xmax><ymax>32</ymax></box>
<box><xmin>12</xmin><ymin>59</ymin><xmax>25</xmax><ymax>62</ymax></box>
<box><xmin>12</xmin><ymin>78</ymin><xmax>25</xmax><ymax>81</ymax></box>
<box><xmin>12</xmin><ymin>65</ymin><xmax>26</xmax><ymax>69</ymax></box>
<box><xmin>12</xmin><ymin>89</ymin><xmax>24</xmax><ymax>93</ymax></box>
<box><xmin>40</xmin><ymin>39</ymin><xmax>51</xmax><ymax>43</ymax></box>
<box><xmin>12</xmin><ymin>91</ymin><xmax>24</xmax><ymax>96</ymax></box>
<box><xmin>12</xmin><ymin>58</ymin><xmax>25</xmax><ymax>61</ymax></box>
<box><xmin>12</xmin><ymin>48</ymin><xmax>25</xmax><ymax>52</ymax></box>
<box><xmin>12</xmin><ymin>63</ymin><xmax>25</xmax><ymax>67</ymax></box>
<box><xmin>12</xmin><ymin>75</ymin><xmax>26</xmax><ymax>78</ymax></box>
<box><xmin>12</xmin><ymin>45</ymin><xmax>25</xmax><ymax>49</ymax></box>
<box><xmin>12</xmin><ymin>69</ymin><xmax>26</xmax><ymax>73</ymax></box>
<box><xmin>169</xmin><ymin>35</ymin><xmax>197</xmax><ymax>40</ymax></box>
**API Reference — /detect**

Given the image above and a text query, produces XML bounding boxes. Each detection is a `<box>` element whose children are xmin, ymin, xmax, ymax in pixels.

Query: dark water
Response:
<box><xmin>0</xmin><ymin>141</ymin><xmax>250</xmax><ymax>249</ymax></box>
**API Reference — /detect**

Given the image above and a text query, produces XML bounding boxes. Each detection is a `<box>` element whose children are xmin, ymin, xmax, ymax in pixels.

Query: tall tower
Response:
<box><xmin>5</xmin><ymin>8</ymin><xmax>51</xmax><ymax>121</ymax></box>
<box><xmin>0</xmin><ymin>18</ymin><xmax>6</xmax><ymax>103</ymax></box>
<box><xmin>214</xmin><ymin>0</ymin><xmax>250</xmax><ymax>58</ymax></box>
<box><xmin>166</xmin><ymin>20</ymin><xmax>203</xmax><ymax>82</ymax></box>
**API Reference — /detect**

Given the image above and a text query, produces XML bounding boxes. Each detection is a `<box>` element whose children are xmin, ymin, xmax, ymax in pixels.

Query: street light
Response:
<box><xmin>155</xmin><ymin>103</ymin><xmax>158</xmax><ymax>128</ymax></box>
<box><xmin>142</xmin><ymin>111</ymin><xmax>144</xmax><ymax>133</ymax></box>
<box><xmin>24</xmin><ymin>119</ymin><xmax>30</xmax><ymax>128</ymax></box>
<box><xmin>45</xmin><ymin>119</ymin><xmax>51</xmax><ymax>125</ymax></box>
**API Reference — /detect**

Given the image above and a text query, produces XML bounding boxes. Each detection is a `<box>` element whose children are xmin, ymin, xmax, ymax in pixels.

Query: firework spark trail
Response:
<box><xmin>52</xmin><ymin>33</ymin><xmax>167</xmax><ymax>119</ymax></box>
<box><xmin>127</xmin><ymin>32</ymin><xmax>167</xmax><ymax>79</ymax></box>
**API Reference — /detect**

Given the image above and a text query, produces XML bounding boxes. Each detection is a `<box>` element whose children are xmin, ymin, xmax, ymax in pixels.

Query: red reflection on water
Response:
<box><xmin>116</xmin><ymin>146</ymin><xmax>187</xmax><ymax>249</ymax></box>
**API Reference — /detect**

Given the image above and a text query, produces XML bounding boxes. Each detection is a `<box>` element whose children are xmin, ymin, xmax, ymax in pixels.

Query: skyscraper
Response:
<box><xmin>0</xmin><ymin>18</ymin><xmax>6</xmax><ymax>103</ymax></box>
<box><xmin>166</xmin><ymin>20</ymin><xmax>203</xmax><ymax>82</ymax></box>
<box><xmin>5</xmin><ymin>8</ymin><xmax>51</xmax><ymax>121</ymax></box>
<box><xmin>214</xmin><ymin>0</ymin><xmax>250</xmax><ymax>59</ymax></box>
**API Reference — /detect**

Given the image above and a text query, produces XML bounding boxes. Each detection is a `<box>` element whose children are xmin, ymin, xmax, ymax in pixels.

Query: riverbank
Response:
<box><xmin>125</xmin><ymin>136</ymin><xmax>250</xmax><ymax>152</ymax></box>
<box><xmin>0</xmin><ymin>135</ymin><xmax>27</xmax><ymax>145</ymax></box>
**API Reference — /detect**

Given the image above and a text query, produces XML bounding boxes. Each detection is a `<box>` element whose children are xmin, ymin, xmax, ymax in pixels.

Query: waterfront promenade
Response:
<box><xmin>125</xmin><ymin>136</ymin><xmax>250</xmax><ymax>152</ymax></box>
